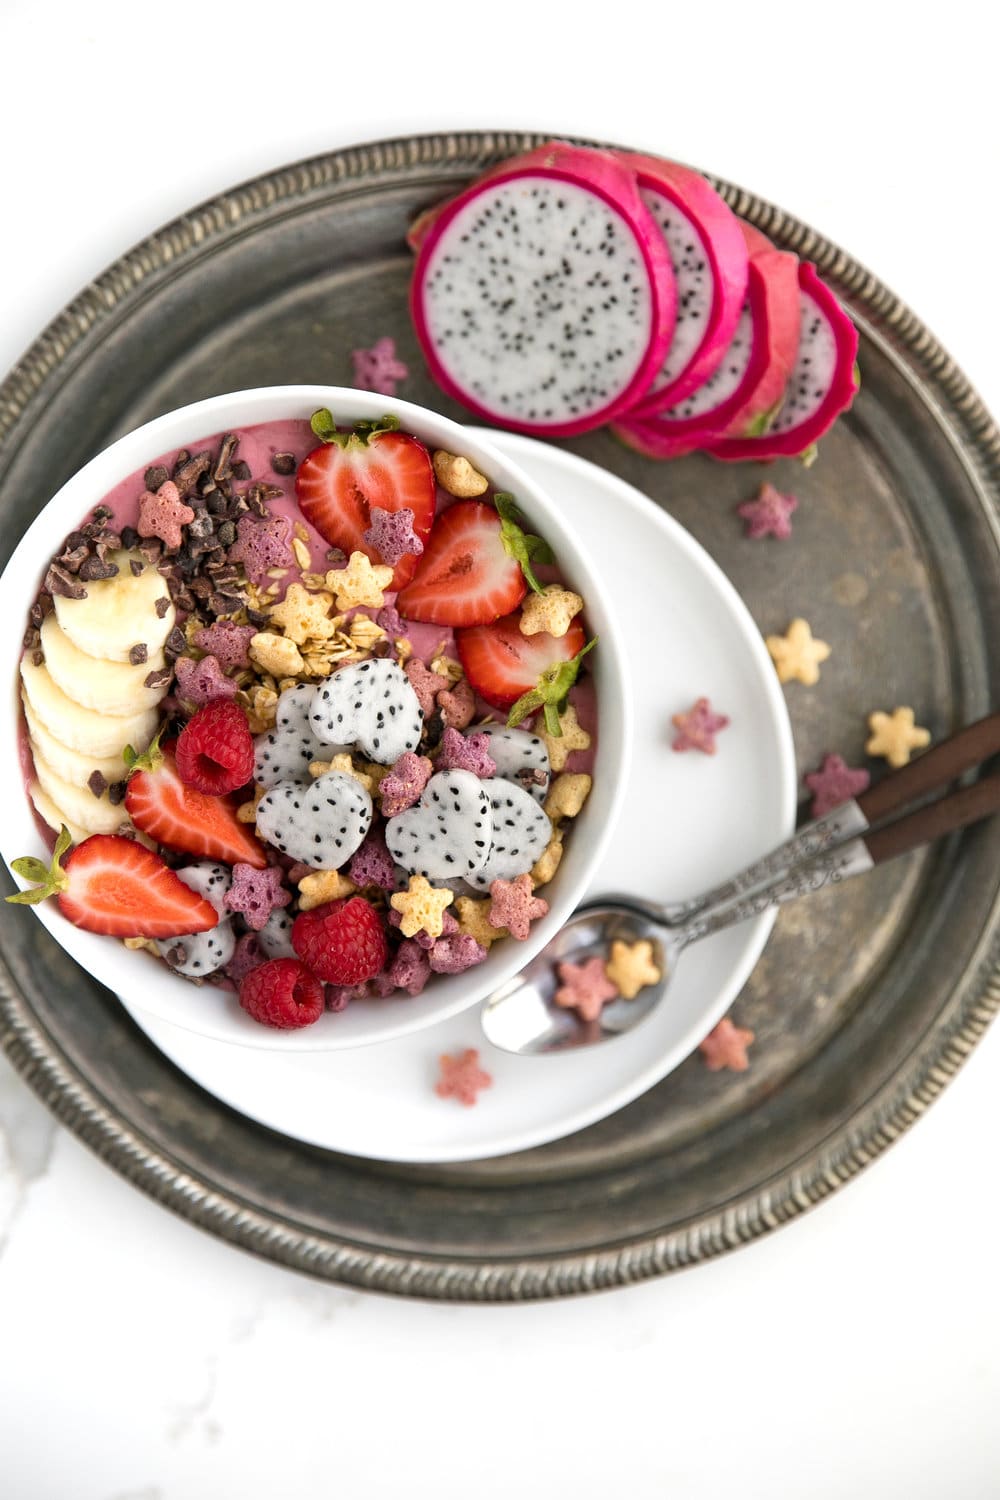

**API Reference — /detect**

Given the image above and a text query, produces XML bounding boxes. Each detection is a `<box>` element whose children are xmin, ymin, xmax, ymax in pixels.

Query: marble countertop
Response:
<box><xmin>2</xmin><ymin>3</ymin><xmax>998</xmax><ymax>1495</ymax></box>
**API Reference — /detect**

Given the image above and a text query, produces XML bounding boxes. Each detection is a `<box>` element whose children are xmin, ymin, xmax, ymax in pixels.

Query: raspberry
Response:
<box><xmin>238</xmin><ymin>958</ymin><xmax>324</xmax><ymax>1029</ymax></box>
<box><xmin>175</xmin><ymin>699</ymin><xmax>255</xmax><ymax>795</ymax></box>
<box><xmin>291</xmin><ymin>896</ymin><xmax>388</xmax><ymax>985</ymax></box>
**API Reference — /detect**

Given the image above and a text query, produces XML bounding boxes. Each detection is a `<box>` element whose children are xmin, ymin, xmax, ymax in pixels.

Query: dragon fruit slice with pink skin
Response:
<box><xmin>706</xmin><ymin>262</ymin><xmax>859</xmax><ymax>463</ymax></box>
<box><xmin>410</xmin><ymin>142</ymin><xmax>677</xmax><ymax>438</ymax></box>
<box><xmin>614</xmin><ymin>223</ymin><xmax>801</xmax><ymax>459</ymax></box>
<box><xmin>613</xmin><ymin>153</ymin><xmax>749</xmax><ymax>417</ymax></box>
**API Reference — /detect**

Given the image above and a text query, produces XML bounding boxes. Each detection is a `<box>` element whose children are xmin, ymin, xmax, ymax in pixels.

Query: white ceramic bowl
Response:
<box><xmin>0</xmin><ymin>386</ymin><xmax>631</xmax><ymax>1050</ymax></box>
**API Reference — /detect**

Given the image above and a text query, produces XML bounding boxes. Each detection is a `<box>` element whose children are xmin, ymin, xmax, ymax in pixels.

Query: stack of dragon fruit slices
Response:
<box><xmin>408</xmin><ymin>142</ymin><xmax>860</xmax><ymax>464</ymax></box>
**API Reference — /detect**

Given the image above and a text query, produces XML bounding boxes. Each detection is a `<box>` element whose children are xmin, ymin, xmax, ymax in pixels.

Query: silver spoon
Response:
<box><xmin>482</xmin><ymin>714</ymin><xmax>1000</xmax><ymax>1056</ymax></box>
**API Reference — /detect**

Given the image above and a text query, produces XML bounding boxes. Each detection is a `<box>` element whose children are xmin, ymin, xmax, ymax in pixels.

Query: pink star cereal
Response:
<box><xmin>389</xmin><ymin>905</ymin><xmax>459</xmax><ymax>949</ymax></box>
<box><xmin>174</xmin><ymin>654</ymin><xmax>239</xmax><ymax>706</ymax></box>
<box><xmin>803</xmin><ymin>753</ymin><xmax>871</xmax><ymax>819</ymax></box>
<box><xmin>227</xmin><ymin>932</ymin><xmax>266</xmax><ymax>985</ymax></box>
<box><xmin>435</xmin><ymin>1048</ymin><xmax>493</xmax><ymax>1107</ymax></box>
<box><xmin>554</xmin><ymin>957</ymin><xmax>619</xmax><ymax>1022</ymax></box>
<box><xmin>699</xmin><ymin>1016</ymin><xmax>755</xmax><ymax>1072</ymax></box>
<box><xmin>224</xmin><ymin>863</ymin><xmax>291</xmax><ymax>931</ymax></box>
<box><xmin>228</xmin><ymin>513</ymin><xmax>295</xmax><ymax>585</ymax></box>
<box><xmin>488</xmin><ymin>875</ymin><xmax>549</xmax><ymax>941</ymax></box>
<box><xmin>137</xmin><ymin>480</ymin><xmax>195</xmax><ymax>550</ymax></box>
<box><xmin>435</xmin><ymin>727</ymin><xmax>497</xmax><ymax>778</ymax></box>
<box><xmin>737</xmin><ymin>482</ymin><xmax>798</xmax><ymax>541</ymax></box>
<box><xmin>348</xmin><ymin>828</ymin><xmax>398</xmax><ymax>891</ymax></box>
<box><xmin>404</xmin><ymin>658</ymin><xmax>443</xmax><ymax>717</ymax></box>
<box><xmin>362</xmin><ymin>506</ymin><xmax>425</xmax><ymax>568</ymax></box>
<box><xmin>380</xmin><ymin>751</ymin><xmax>433</xmax><ymax>817</ymax></box>
<box><xmin>376</xmin><ymin>603</ymin><xmax>405</xmax><ymax>637</ymax></box>
<box><xmin>437</xmin><ymin>676</ymin><xmax>476</xmax><ymax>730</ymax></box>
<box><xmin>428</xmin><ymin>933</ymin><xmax>489</xmax><ymax>974</ymax></box>
<box><xmin>193</xmin><ymin>621</ymin><xmax>256</xmax><ymax>672</ymax></box>
<box><xmin>350</xmin><ymin>335</ymin><xmax>409</xmax><ymax>397</ymax></box>
<box><xmin>671</xmin><ymin>697</ymin><xmax>730</xmax><ymax>754</ymax></box>
<box><xmin>387</xmin><ymin>940</ymin><xmax>432</xmax><ymax>996</ymax></box>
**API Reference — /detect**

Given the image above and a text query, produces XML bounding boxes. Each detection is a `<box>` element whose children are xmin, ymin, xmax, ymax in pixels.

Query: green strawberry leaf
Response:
<box><xmin>5</xmin><ymin>825</ymin><xmax>73</xmax><ymax>905</ymax></box>
<box><xmin>495</xmin><ymin>493</ymin><xmax>555</xmax><ymax>595</ymax></box>
<box><xmin>310</xmin><ymin>410</ymin><xmax>401</xmax><ymax>449</ymax></box>
<box><xmin>506</xmin><ymin>637</ymin><xmax>597</xmax><ymax>735</ymax></box>
<box><xmin>123</xmin><ymin>725</ymin><xmax>166</xmax><ymax>777</ymax></box>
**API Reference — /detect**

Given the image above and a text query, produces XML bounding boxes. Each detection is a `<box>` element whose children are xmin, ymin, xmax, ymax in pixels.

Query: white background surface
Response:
<box><xmin>1</xmin><ymin>2</ymin><xmax>999</xmax><ymax>1496</ymax></box>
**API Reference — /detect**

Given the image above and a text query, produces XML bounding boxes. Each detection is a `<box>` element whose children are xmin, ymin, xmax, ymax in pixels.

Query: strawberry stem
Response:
<box><xmin>506</xmin><ymin>637</ymin><xmax>597</xmax><ymax>734</ymax></box>
<box><xmin>123</xmin><ymin>724</ymin><xmax>166</xmax><ymax>776</ymax></box>
<box><xmin>310</xmin><ymin>409</ymin><xmax>401</xmax><ymax>449</ymax></box>
<box><xmin>6</xmin><ymin>825</ymin><xmax>73</xmax><ymax>906</ymax></box>
<box><xmin>494</xmin><ymin>493</ymin><xmax>555</xmax><ymax>595</ymax></box>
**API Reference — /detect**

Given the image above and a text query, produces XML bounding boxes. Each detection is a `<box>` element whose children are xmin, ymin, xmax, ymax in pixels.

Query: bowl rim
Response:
<box><xmin>0</xmin><ymin>384</ymin><xmax>632</xmax><ymax>1051</ymax></box>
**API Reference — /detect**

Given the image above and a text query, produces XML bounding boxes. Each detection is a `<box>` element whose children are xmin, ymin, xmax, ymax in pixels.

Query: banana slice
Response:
<box><xmin>32</xmin><ymin>749</ymin><xmax>128</xmax><ymax>835</ymax></box>
<box><xmin>40</xmin><ymin>613</ymin><xmax>167</xmax><ymax>715</ymax></box>
<box><xmin>22</xmin><ymin>693</ymin><xmax>129</xmax><ymax>789</ymax></box>
<box><xmin>20</xmin><ymin>655</ymin><xmax>159</xmax><ymax>759</ymax></box>
<box><xmin>53</xmin><ymin>550</ymin><xmax>176</xmax><ymax>663</ymax></box>
<box><xmin>28</xmin><ymin>780</ymin><xmax>89</xmax><ymax>846</ymax></box>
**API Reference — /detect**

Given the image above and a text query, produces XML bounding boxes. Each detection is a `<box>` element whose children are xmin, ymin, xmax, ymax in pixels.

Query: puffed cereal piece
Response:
<box><xmin>543</xmin><ymin>772</ymin><xmax>592</xmax><ymax>821</ymax></box>
<box><xmin>325</xmin><ymin>551</ymin><xmax>393</xmax><ymax>611</ymax></box>
<box><xmin>267</xmin><ymin>583</ymin><xmax>337</xmax><ymax>644</ymax></box>
<box><xmin>250</xmin><ymin>631</ymin><xmax>305</xmax><ymax>678</ymax></box>
<box><xmin>539</xmin><ymin>704</ymin><xmax>591</xmax><ymax>773</ymax></box>
<box><xmin>454</xmin><ymin>895</ymin><xmax>508</xmax><ymax>947</ymax></box>
<box><xmin>297</xmin><ymin>868</ymin><xmax>357</xmax><ymax>911</ymax></box>
<box><xmin>765</xmin><ymin>618</ymin><xmax>831</xmax><ymax>686</ymax></box>
<box><xmin>390</xmin><ymin>875</ymin><xmax>455</xmax><ymax>940</ymax></box>
<box><xmin>604</xmin><ymin>939</ymin><xmax>662</xmax><ymax>1001</ymax></box>
<box><xmin>432</xmin><ymin>450</ymin><xmax>489</xmax><ymax>497</ymax></box>
<box><xmin>519</xmin><ymin>584</ymin><xmax>584</xmax><ymax>639</ymax></box>
<box><xmin>529</xmin><ymin>828</ymin><xmax>564</xmax><ymax>888</ymax></box>
<box><xmin>865</xmin><ymin>707</ymin><xmax>931</xmax><ymax>768</ymax></box>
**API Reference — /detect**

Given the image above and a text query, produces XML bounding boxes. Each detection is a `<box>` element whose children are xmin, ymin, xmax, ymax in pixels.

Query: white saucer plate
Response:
<box><xmin>122</xmin><ymin>433</ymin><xmax>796</xmax><ymax>1163</ymax></box>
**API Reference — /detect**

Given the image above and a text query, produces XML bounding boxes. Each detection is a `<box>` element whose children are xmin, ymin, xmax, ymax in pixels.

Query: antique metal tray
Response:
<box><xmin>1</xmin><ymin>131</ymin><xmax>998</xmax><ymax>1300</ymax></box>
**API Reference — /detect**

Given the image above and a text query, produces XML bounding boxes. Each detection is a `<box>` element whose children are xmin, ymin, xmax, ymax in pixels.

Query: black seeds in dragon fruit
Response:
<box><xmin>255</xmin><ymin>771</ymin><xmax>373</xmax><ymax>869</ymax></box>
<box><xmin>158</xmin><ymin>918</ymin><xmax>236</xmax><ymax>977</ymax></box>
<box><xmin>467</xmin><ymin>778</ymin><xmax>552</xmax><ymax>890</ymax></box>
<box><xmin>478</xmin><ymin>725</ymin><xmax>550</xmax><ymax>805</ymax></box>
<box><xmin>254</xmin><ymin>683</ymin><xmax>341</xmax><ymax>789</ymax></box>
<box><xmin>384</xmin><ymin>769</ymin><xmax>493</xmax><ymax>881</ymax></box>
<box><xmin>257</xmin><ymin>907</ymin><xmax>297</xmax><ymax>960</ymax></box>
<box><xmin>311</xmin><ymin>659</ymin><xmax>423</xmax><ymax>765</ymax></box>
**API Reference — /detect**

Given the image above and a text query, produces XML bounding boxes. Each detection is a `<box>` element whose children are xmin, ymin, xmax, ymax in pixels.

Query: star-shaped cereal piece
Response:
<box><xmin>434</xmin><ymin>1047</ymin><xmax>492</xmax><ymax>1107</ymax></box>
<box><xmin>362</xmin><ymin>506</ymin><xmax>424</xmax><ymax>568</ymax></box>
<box><xmin>530</xmin><ymin>829</ymin><xmax>564</xmax><ymax>888</ymax></box>
<box><xmin>296</xmin><ymin>868</ymin><xmax>357</xmax><ymax>912</ymax></box>
<box><xmin>387</xmin><ymin>939</ymin><xmax>431</xmax><ymax>996</ymax></box>
<box><xmin>267</xmin><ymin>583</ymin><xmax>337</xmax><ymax>645</ymax></box>
<box><xmin>404</xmin><ymin>658</ymin><xmax>441</xmax><ymax>717</ymax></box>
<box><xmin>766</xmin><ymin>617</ymin><xmax>831</xmax><ymax>686</ymax></box>
<box><xmin>554</xmin><ymin>957</ymin><xmax>619</xmax><ymax>1022</ymax></box>
<box><xmin>699</xmin><ymin>1016</ymin><xmax>755</xmax><ymax>1072</ymax></box>
<box><xmin>193</xmin><ymin>622</ymin><xmax>256</xmax><ymax>672</ymax></box>
<box><xmin>427</xmin><ymin>934</ymin><xmax>489</xmax><ymax>974</ymax></box>
<box><xmin>390</xmin><ymin>875</ymin><xmax>454</xmax><ymax>939</ymax></box>
<box><xmin>539</xmin><ymin>703</ymin><xmax>591</xmax><ymax>773</ymax></box>
<box><xmin>866</xmin><ymin>707</ymin><xmax>931</xmax><ymax>768</ymax></box>
<box><xmin>488</xmin><ymin>875</ymin><xmax>549</xmax><ymax>941</ymax></box>
<box><xmin>348</xmin><ymin>828</ymin><xmax>397</xmax><ymax>891</ymax></box>
<box><xmin>224</xmin><ymin>863</ymin><xmax>291</xmax><ymax>931</ymax></box>
<box><xmin>379</xmin><ymin>752</ymin><xmax>433</xmax><ymax>817</ymax></box>
<box><xmin>543</xmin><ymin>772</ymin><xmax>592</xmax><ymax>821</ymax></box>
<box><xmin>174</xmin><ymin>654</ymin><xmax>238</xmax><ymax>706</ymax></box>
<box><xmin>228</xmin><ymin>513</ymin><xmax>295</xmax><ymax>585</ymax></box>
<box><xmin>249</xmin><ymin>631</ymin><xmax>305</xmax><ymax>679</ymax></box>
<box><xmin>325</xmin><ymin>550</ymin><xmax>393</xmax><ymax>612</ymax></box>
<box><xmin>310</xmin><ymin>752</ymin><xmax>376</xmax><ymax>795</ymax></box>
<box><xmin>671</xmin><ymin>696</ymin><xmax>729</xmax><ymax>755</ymax></box>
<box><xmin>519</xmin><ymin>584</ymin><xmax>584</xmax><ymax>639</ymax></box>
<box><xmin>435</xmin><ymin>727</ymin><xmax>497</xmax><ymax>778</ymax></box>
<box><xmin>737</xmin><ymin>482</ymin><xmax>798</xmax><ymax>541</ymax></box>
<box><xmin>803</xmin><ymin>753</ymin><xmax>871</xmax><ymax>818</ymax></box>
<box><xmin>604</xmin><ymin>939</ymin><xmax>662</xmax><ymax>1000</ymax></box>
<box><xmin>350</xmin><ymin>335</ymin><xmax>409</xmax><ymax>397</ymax></box>
<box><xmin>437</xmin><ymin>677</ymin><xmax>475</xmax><ymax>730</ymax></box>
<box><xmin>137</xmin><ymin>480</ymin><xmax>195</xmax><ymax>550</ymax></box>
<box><xmin>454</xmin><ymin>895</ymin><xmax>507</xmax><ymax>946</ymax></box>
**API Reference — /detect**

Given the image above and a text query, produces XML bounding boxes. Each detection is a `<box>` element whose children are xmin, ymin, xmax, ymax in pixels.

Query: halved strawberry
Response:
<box><xmin>456</xmin><ymin>612</ymin><xmax>587</xmax><ymax>709</ymax></box>
<box><xmin>296</xmin><ymin>416</ymin><xmax>436</xmax><ymax>590</ymax></box>
<box><xmin>6</xmin><ymin>831</ymin><xmax>219</xmax><ymax>938</ymax></box>
<box><xmin>126</xmin><ymin>745</ymin><xmax>268</xmax><ymax>869</ymax></box>
<box><xmin>397</xmin><ymin>501</ymin><xmax>528</xmax><ymax>626</ymax></box>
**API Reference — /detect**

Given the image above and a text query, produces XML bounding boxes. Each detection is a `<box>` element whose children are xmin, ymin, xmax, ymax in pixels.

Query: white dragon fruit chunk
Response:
<box><xmin>467</xmin><ymin>778</ymin><xmax>553</xmax><ymax>891</ymax></box>
<box><xmin>614</xmin><ymin>223</ymin><xmax>801</xmax><ymax>460</ymax></box>
<box><xmin>172</xmin><ymin>861</ymin><xmax>233</xmax><ymax>918</ymax></box>
<box><xmin>255</xmin><ymin>771</ymin><xmax>373</xmax><ymax>870</ymax></box>
<box><xmin>478</xmin><ymin>725</ymin><xmax>550</xmax><ymax>805</ymax></box>
<box><xmin>254</xmin><ymin>684</ymin><xmax>341</xmax><ymax>789</ymax></box>
<box><xmin>157</xmin><ymin>918</ymin><xmax>236</xmax><ymax>978</ymax></box>
<box><xmin>385</xmin><ymin>769</ymin><xmax>493</xmax><ymax>881</ymax></box>
<box><xmin>616</xmin><ymin>153</ymin><xmax>750</xmax><ymax>416</ymax></box>
<box><xmin>258</xmin><ymin>907</ymin><xmax>297</xmax><ymax>960</ymax></box>
<box><xmin>311</xmin><ymin>659</ymin><xmax>423</xmax><ymax>765</ymax></box>
<box><xmin>410</xmin><ymin>142</ymin><xmax>677</xmax><ymax>438</ymax></box>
